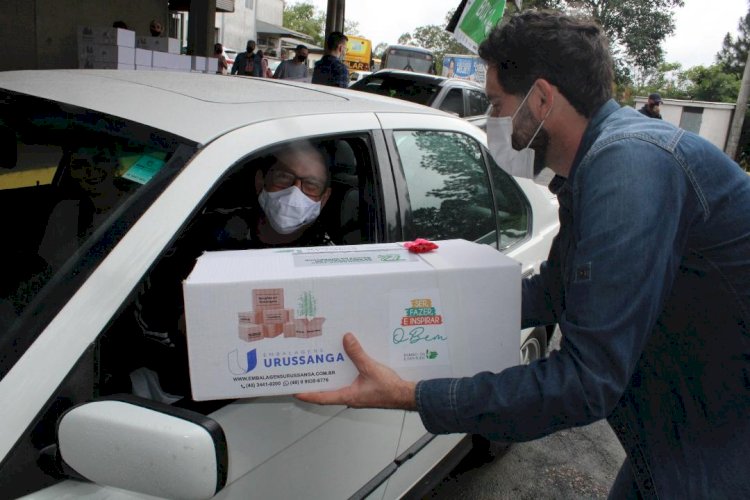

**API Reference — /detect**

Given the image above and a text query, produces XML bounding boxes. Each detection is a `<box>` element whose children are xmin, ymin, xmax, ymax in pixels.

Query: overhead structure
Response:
<box><xmin>168</xmin><ymin>0</ymin><xmax>235</xmax><ymax>58</ymax></box>
<box><xmin>325</xmin><ymin>0</ymin><xmax>346</xmax><ymax>38</ymax></box>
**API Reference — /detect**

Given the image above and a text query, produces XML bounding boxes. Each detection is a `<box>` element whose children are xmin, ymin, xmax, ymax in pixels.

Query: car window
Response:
<box><xmin>467</xmin><ymin>89</ymin><xmax>490</xmax><ymax>117</ymax></box>
<box><xmin>350</xmin><ymin>76</ymin><xmax>439</xmax><ymax>106</ymax></box>
<box><xmin>487</xmin><ymin>157</ymin><xmax>531</xmax><ymax>250</ymax></box>
<box><xmin>0</xmin><ymin>92</ymin><xmax>190</xmax><ymax>368</ymax></box>
<box><xmin>439</xmin><ymin>88</ymin><xmax>465</xmax><ymax>117</ymax></box>
<box><xmin>393</xmin><ymin>130</ymin><xmax>497</xmax><ymax>244</ymax></box>
<box><xmin>0</xmin><ymin>93</ymin><xmax>193</xmax><ymax>496</ymax></box>
<box><xmin>100</xmin><ymin>136</ymin><xmax>378</xmax><ymax>401</ymax></box>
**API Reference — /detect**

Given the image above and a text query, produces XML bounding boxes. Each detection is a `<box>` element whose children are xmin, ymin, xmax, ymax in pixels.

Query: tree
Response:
<box><xmin>717</xmin><ymin>11</ymin><xmax>750</xmax><ymax>78</ymax></box>
<box><xmin>283</xmin><ymin>2</ymin><xmax>360</xmax><ymax>47</ymax></box>
<box><xmin>283</xmin><ymin>2</ymin><xmax>325</xmax><ymax>47</ymax></box>
<box><xmin>682</xmin><ymin>65</ymin><xmax>740</xmax><ymax>103</ymax></box>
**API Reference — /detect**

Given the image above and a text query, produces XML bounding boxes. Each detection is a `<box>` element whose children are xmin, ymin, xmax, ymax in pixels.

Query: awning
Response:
<box><xmin>168</xmin><ymin>0</ymin><xmax>234</xmax><ymax>13</ymax></box>
<box><xmin>279</xmin><ymin>37</ymin><xmax>323</xmax><ymax>52</ymax></box>
<box><xmin>256</xmin><ymin>20</ymin><xmax>313</xmax><ymax>42</ymax></box>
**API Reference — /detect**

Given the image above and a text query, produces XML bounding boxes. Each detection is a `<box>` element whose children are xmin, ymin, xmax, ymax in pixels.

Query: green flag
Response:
<box><xmin>453</xmin><ymin>0</ymin><xmax>506</xmax><ymax>53</ymax></box>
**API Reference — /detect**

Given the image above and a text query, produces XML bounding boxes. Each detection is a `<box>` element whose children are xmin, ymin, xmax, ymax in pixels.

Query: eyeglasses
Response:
<box><xmin>266</xmin><ymin>168</ymin><xmax>326</xmax><ymax>198</ymax></box>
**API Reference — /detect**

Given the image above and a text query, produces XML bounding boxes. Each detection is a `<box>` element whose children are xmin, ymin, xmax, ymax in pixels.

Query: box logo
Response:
<box><xmin>390</xmin><ymin>290</ymin><xmax>451</xmax><ymax>368</ymax></box>
<box><xmin>228</xmin><ymin>348</ymin><xmax>258</xmax><ymax>375</ymax></box>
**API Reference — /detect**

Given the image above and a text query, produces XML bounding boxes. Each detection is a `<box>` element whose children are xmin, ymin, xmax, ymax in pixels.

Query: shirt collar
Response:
<box><xmin>567</xmin><ymin>99</ymin><xmax>621</xmax><ymax>182</ymax></box>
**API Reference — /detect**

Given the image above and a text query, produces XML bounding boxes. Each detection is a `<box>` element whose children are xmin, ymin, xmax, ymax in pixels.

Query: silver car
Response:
<box><xmin>0</xmin><ymin>70</ymin><xmax>558</xmax><ymax>499</ymax></box>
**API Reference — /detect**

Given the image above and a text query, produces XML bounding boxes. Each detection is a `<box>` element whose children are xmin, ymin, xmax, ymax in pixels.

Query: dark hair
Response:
<box><xmin>325</xmin><ymin>31</ymin><xmax>348</xmax><ymax>52</ymax></box>
<box><xmin>112</xmin><ymin>21</ymin><xmax>128</xmax><ymax>29</ymax></box>
<box><xmin>296</xmin><ymin>44</ymin><xmax>308</xmax><ymax>52</ymax></box>
<box><xmin>478</xmin><ymin>10</ymin><xmax>613</xmax><ymax>118</ymax></box>
<box><xmin>214</xmin><ymin>43</ymin><xmax>223</xmax><ymax>54</ymax></box>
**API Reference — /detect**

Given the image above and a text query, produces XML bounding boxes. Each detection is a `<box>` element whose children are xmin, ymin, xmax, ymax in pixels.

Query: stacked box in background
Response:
<box><xmin>77</xmin><ymin>26</ymin><xmax>219</xmax><ymax>73</ymax></box>
<box><xmin>78</xmin><ymin>26</ymin><xmax>136</xmax><ymax>70</ymax></box>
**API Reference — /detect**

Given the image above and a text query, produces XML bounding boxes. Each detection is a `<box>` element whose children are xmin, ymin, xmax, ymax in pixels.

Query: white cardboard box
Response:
<box><xmin>92</xmin><ymin>44</ymin><xmax>135</xmax><ymax>64</ymax></box>
<box><xmin>90</xmin><ymin>61</ymin><xmax>135</xmax><ymax>70</ymax></box>
<box><xmin>183</xmin><ymin>239</ymin><xmax>521</xmax><ymax>401</ymax></box>
<box><xmin>78</xmin><ymin>26</ymin><xmax>135</xmax><ymax>47</ymax></box>
<box><xmin>135</xmin><ymin>48</ymin><xmax>153</xmax><ymax>67</ymax></box>
<box><xmin>191</xmin><ymin>56</ymin><xmax>207</xmax><ymax>72</ymax></box>
<box><xmin>136</xmin><ymin>36</ymin><xmax>180</xmax><ymax>54</ymax></box>
<box><xmin>206</xmin><ymin>57</ymin><xmax>219</xmax><ymax>74</ymax></box>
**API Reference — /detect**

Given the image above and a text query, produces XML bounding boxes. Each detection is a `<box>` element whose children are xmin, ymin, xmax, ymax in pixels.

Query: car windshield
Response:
<box><xmin>383</xmin><ymin>50</ymin><xmax>434</xmax><ymax>74</ymax></box>
<box><xmin>351</xmin><ymin>75</ymin><xmax>440</xmax><ymax>106</ymax></box>
<box><xmin>0</xmin><ymin>91</ymin><xmax>192</xmax><ymax>377</ymax></box>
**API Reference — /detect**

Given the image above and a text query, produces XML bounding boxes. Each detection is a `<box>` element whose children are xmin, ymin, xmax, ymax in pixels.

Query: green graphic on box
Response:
<box><xmin>389</xmin><ymin>290</ymin><xmax>450</xmax><ymax>368</ymax></box>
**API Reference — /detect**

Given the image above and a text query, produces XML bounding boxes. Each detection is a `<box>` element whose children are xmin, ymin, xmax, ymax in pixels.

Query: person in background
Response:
<box><xmin>112</xmin><ymin>20</ymin><xmax>128</xmax><ymax>30</ymax></box>
<box><xmin>231</xmin><ymin>40</ymin><xmax>262</xmax><ymax>77</ymax></box>
<box><xmin>214</xmin><ymin>43</ymin><xmax>228</xmax><ymax>75</ymax></box>
<box><xmin>274</xmin><ymin>44</ymin><xmax>309</xmax><ymax>81</ymax></box>
<box><xmin>256</xmin><ymin>50</ymin><xmax>272</xmax><ymax>78</ymax></box>
<box><xmin>312</xmin><ymin>31</ymin><xmax>349</xmax><ymax>88</ymax></box>
<box><xmin>297</xmin><ymin>10</ymin><xmax>750</xmax><ymax>499</ymax></box>
<box><xmin>149</xmin><ymin>19</ymin><xmax>163</xmax><ymax>37</ymax></box>
<box><xmin>638</xmin><ymin>92</ymin><xmax>663</xmax><ymax>119</ymax></box>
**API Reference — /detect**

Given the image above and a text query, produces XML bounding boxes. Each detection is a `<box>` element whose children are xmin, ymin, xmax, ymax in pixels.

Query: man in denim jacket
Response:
<box><xmin>297</xmin><ymin>11</ymin><xmax>750</xmax><ymax>498</ymax></box>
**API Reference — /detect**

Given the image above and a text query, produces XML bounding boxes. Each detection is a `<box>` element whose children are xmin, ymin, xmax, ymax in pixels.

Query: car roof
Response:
<box><xmin>0</xmin><ymin>70</ymin><xmax>443</xmax><ymax>145</ymax></box>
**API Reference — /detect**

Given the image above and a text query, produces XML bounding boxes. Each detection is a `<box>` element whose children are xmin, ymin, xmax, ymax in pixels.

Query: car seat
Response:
<box><xmin>328</xmin><ymin>140</ymin><xmax>362</xmax><ymax>244</ymax></box>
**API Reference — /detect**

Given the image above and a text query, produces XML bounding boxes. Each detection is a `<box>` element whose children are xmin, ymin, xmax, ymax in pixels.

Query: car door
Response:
<box><xmin>3</xmin><ymin>112</ymin><xmax>420</xmax><ymax>499</ymax></box>
<box><xmin>375</xmin><ymin>111</ymin><xmax>555</xmax><ymax>477</ymax></box>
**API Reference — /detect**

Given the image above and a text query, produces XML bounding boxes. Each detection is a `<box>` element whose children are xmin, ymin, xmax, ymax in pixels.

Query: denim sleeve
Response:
<box><xmin>416</xmin><ymin>139</ymin><xmax>691</xmax><ymax>440</ymax></box>
<box><xmin>521</xmin><ymin>238</ymin><xmax>563</xmax><ymax>329</ymax></box>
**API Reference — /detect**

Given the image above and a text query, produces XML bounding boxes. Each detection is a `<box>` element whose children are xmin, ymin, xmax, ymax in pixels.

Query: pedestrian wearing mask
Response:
<box><xmin>297</xmin><ymin>10</ymin><xmax>750</xmax><ymax>499</ymax></box>
<box><xmin>638</xmin><ymin>92</ymin><xmax>663</xmax><ymax>119</ymax></box>
<box><xmin>274</xmin><ymin>45</ymin><xmax>310</xmax><ymax>81</ymax></box>
<box><xmin>134</xmin><ymin>141</ymin><xmax>333</xmax><ymax>395</ymax></box>
<box><xmin>312</xmin><ymin>32</ymin><xmax>349</xmax><ymax>88</ymax></box>
<box><xmin>214</xmin><ymin>43</ymin><xmax>228</xmax><ymax>75</ymax></box>
<box><xmin>231</xmin><ymin>40</ymin><xmax>263</xmax><ymax>77</ymax></box>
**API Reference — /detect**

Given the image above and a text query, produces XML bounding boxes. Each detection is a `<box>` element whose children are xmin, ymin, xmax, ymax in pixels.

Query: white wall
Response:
<box><xmin>256</xmin><ymin>0</ymin><xmax>283</xmax><ymax>24</ymax></box>
<box><xmin>633</xmin><ymin>97</ymin><xmax>735</xmax><ymax>151</ymax></box>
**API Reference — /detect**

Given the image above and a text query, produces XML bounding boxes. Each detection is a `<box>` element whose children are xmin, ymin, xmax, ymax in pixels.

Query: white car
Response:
<box><xmin>0</xmin><ymin>70</ymin><xmax>559</xmax><ymax>499</ymax></box>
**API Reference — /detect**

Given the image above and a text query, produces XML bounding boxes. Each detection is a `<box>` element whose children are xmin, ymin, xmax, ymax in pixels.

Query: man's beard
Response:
<box><xmin>511</xmin><ymin>102</ymin><xmax>550</xmax><ymax>176</ymax></box>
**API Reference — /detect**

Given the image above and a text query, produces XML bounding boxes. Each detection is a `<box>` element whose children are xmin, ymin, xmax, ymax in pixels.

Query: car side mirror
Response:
<box><xmin>54</xmin><ymin>395</ymin><xmax>227</xmax><ymax>500</ymax></box>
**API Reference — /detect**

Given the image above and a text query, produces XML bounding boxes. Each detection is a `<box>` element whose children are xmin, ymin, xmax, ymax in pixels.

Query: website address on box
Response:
<box><xmin>233</xmin><ymin>370</ymin><xmax>335</xmax><ymax>383</ymax></box>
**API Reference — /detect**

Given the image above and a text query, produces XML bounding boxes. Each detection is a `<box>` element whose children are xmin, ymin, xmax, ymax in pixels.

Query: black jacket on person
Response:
<box><xmin>638</xmin><ymin>104</ymin><xmax>662</xmax><ymax>119</ymax></box>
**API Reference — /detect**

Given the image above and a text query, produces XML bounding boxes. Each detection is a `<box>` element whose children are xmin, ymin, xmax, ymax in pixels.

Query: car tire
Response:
<box><xmin>520</xmin><ymin>326</ymin><xmax>548</xmax><ymax>365</ymax></box>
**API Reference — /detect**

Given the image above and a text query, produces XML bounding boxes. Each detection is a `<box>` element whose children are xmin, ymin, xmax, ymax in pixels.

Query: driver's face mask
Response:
<box><xmin>258</xmin><ymin>186</ymin><xmax>321</xmax><ymax>235</ymax></box>
<box><xmin>486</xmin><ymin>86</ymin><xmax>552</xmax><ymax>181</ymax></box>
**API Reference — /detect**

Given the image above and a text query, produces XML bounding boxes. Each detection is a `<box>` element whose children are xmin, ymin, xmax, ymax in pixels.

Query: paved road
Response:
<box><xmin>426</xmin><ymin>330</ymin><xmax>627</xmax><ymax>499</ymax></box>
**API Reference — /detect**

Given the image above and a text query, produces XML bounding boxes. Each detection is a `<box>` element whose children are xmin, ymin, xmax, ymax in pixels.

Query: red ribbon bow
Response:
<box><xmin>403</xmin><ymin>238</ymin><xmax>439</xmax><ymax>253</ymax></box>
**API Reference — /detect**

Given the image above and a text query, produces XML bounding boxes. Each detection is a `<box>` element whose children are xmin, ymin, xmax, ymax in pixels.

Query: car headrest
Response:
<box><xmin>333</xmin><ymin>140</ymin><xmax>357</xmax><ymax>177</ymax></box>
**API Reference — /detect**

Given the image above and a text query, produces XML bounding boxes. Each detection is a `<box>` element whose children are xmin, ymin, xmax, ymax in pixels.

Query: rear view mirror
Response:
<box><xmin>56</xmin><ymin>395</ymin><xmax>227</xmax><ymax>500</ymax></box>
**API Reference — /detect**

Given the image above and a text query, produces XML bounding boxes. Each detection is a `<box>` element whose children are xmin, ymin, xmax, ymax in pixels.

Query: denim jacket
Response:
<box><xmin>415</xmin><ymin>100</ymin><xmax>750</xmax><ymax>498</ymax></box>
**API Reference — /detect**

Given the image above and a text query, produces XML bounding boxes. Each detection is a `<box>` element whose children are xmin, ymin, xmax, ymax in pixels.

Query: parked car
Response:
<box><xmin>0</xmin><ymin>70</ymin><xmax>558</xmax><ymax>499</ymax></box>
<box><xmin>223</xmin><ymin>46</ymin><xmax>238</xmax><ymax>69</ymax></box>
<box><xmin>350</xmin><ymin>69</ymin><xmax>491</xmax><ymax>129</ymax></box>
<box><xmin>349</xmin><ymin>70</ymin><xmax>373</xmax><ymax>86</ymax></box>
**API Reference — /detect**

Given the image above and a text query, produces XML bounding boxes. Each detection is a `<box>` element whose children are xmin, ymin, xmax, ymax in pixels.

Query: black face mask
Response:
<box><xmin>295</xmin><ymin>55</ymin><xmax>307</xmax><ymax>62</ymax></box>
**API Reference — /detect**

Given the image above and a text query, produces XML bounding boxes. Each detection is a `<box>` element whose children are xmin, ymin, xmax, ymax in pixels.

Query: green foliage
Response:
<box><xmin>682</xmin><ymin>65</ymin><xmax>740</xmax><ymax>103</ymax></box>
<box><xmin>283</xmin><ymin>2</ymin><xmax>325</xmax><ymax>46</ymax></box>
<box><xmin>282</xmin><ymin>2</ymin><xmax>360</xmax><ymax>47</ymax></box>
<box><xmin>717</xmin><ymin>12</ymin><xmax>750</xmax><ymax>78</ymax></box>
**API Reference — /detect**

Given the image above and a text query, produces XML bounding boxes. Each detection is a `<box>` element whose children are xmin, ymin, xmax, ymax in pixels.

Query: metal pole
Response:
<box><xmin>725</xmin><ymin>48</ymin><xmax>750</xmax><ymax>160</ymax></box>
